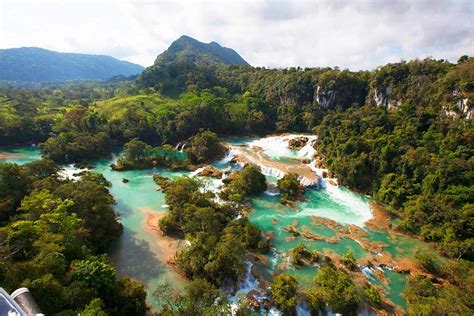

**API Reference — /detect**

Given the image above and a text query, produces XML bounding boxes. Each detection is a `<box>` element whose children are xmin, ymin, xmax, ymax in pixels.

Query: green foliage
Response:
<box><xmin>154</xmin><ymin>279</ymin><xmax>230</xmax><ymax>315</ymax></box>
<box><xmin>305</xmin><ymin>265</ymin><xmax>362</xmax><ymax>314</ymax></box>
<box><xmin>404</xmin><ymin>270</ymin><xmax>474</xmax><ymax>315</ymax></box>
<box><xmin>72</xmin><ymin>259</ymin><xmax>117</xmax><ymax>293</ymax></box>
<box><xmin>82</xmin><ymin>298</ymin><xmax>108</xmax><ymax>316</ymax></box>
<box><xmin>340</xmin><ymin>252</ymin><xmax>358</xmax><ymax>271</ymax></box>
<box><xmin>41</xmin><ymin>131</ymin><xmax>111</xmax><ymax>163</ymax></box>
<box><xmin>413</xmin><ymin>250</ymin><xmax>439</xmax><ymax>273</ymax></box>
<box><xmin>365</xmin><ymin>286</ymin><xmax>382</xmax><ymax>307</ymax></box>
<box><xmin>160</xmin><ymin>176</ymin><xmax>267</xmax><ymax>286</ymax></box>
<box><xmin>290</xmin><ymin>242</ymin><xmax>317</xmax><ymax>266</ymax></box>
<box><xmin>315</xmin><ymin>101</ymin><xmax>474</xmax><ymax>259</ymax></box>
<box><xmin>271</xmin><ymin>273</ymin><xmax>298</xmax><ymax>314</ymax></box>
<box><xmin>112</xmin><ymin>138</ymin><xmax>188</xmax><ymax>171</ymax></box>
<box><xmin>0</xmin><ymin>162</ymin><xmax>145</xmax><ymax>315</ymax></box>
<box><xmin>277</xmin><ymin>173</ymin><xmax>302</xmax><ymax>202</ymax></box>
<box><xmin>185</xmin><ymin>130</ymin><xmax>226</xmax><ymax>164</ymax></box>
<box><xmin>0</xmin><ymin>163</ymin><xmax>30</xmax><ymax>221</ymax></box>
<box><xmin>221</xmin><ymin>164</ymin><xmax>267</xmax><ymax>202</ymax></box>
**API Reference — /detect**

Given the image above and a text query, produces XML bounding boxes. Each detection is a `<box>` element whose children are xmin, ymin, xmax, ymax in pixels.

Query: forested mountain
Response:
<box><xmin>155</xmin><ymin>35</ymin><xmax>249</xmax><ymax>66</ymax></box>
<box><xmin>138</xmin><ymin>35</ymin><xmax>250</xmax><ymax>95</ymax></box>
<box><xmin>0</xmin><ymin>47</ymin><xmax>144</xmax><ymax>82</ymax></box>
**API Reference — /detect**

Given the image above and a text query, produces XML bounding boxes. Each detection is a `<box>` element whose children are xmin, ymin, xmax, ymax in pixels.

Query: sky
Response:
<box><xmin>1</xmin><ymin>0</ymin><xmax>473</xmax><ymax>70</ymax></box>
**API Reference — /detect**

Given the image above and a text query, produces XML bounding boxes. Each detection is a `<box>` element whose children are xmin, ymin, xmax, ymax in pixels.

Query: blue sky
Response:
<box><xmin>1</xmin><ymin>0</ymin><xmax>473</xmax><ymax>69</ymax></box>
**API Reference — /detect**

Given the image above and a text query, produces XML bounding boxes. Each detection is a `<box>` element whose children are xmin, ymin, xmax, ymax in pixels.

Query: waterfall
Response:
<box><xmin>298</xmin><ymin>175</ymin><xmax>319</xmax><ymax>187</ymax></box>
<box><xmin>180</xmin><ymin>143</ymin><xmax>186</xmax><ymax>153</ymax></box>
<box><xmin>259</xmin><ymin>165</ymin><xmax>285</xmax><ymax>179</ymax></box>
<box><xmin>189</xmin><ymin>167</ymin><xmax>205</xmax><ymax>177</ymax></box>
<box><xmin>296</xmin><ymin>302</ymin><xmax>311</xmax><ymax>316</ymax></box>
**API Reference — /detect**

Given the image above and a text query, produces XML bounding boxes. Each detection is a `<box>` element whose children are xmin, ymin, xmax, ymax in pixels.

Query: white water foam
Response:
<box><xmin>247</xmin><ymin>134</ymin><xmax>317</xmax><ymax>160</ymax></box>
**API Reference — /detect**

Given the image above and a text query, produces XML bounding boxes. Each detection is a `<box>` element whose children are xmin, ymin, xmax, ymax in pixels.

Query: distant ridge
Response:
<box><xmin>154</xmin><ymin>35</ymin><xmax>249</xmax><ymax>66</ymax></box>
<box><xmin>0</xmin><ymin>47</ymin><xmax>144</xmax><ymax>82</ymax></box>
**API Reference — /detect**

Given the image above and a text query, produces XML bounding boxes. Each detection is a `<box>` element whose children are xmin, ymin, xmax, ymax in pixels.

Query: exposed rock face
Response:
<box><xmin>373</xmin><ymin>85</ymin><xmax>401</xmax><ymax>110</ymax></box>
<box><xmin>315</xmin><ymin>85</ymin><xmax>337</xmax><ymax>109</ymax></box>
<box><xmin>197</xmin><ymin>165</ymin><xmax>223</xmax><ymax>178</ymax></box>
<box><xmin>453</xmin><ymin>90</ymin><xmax>473</xmax><ymax>119</ymax></box>
<box><xmin>442</xmin><ymin>89</ymin><xmax>473</xmax><ymax>119</ymax></box>
<box><xmin>288</xmin><ymin>136</ymin><xmax>309</xmax><ymax>150</ymax></box>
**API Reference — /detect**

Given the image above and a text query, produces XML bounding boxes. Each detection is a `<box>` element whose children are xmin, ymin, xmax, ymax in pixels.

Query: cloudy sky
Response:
<box><xmin>1</xmin><ymin>0</ymin><xmax>473</xmax><ymax>69</ymax></box>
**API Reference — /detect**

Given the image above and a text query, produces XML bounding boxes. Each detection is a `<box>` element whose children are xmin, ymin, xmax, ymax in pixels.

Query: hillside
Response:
<box><xmin>0</xmin><ymin>47</ymin><xmax>144</xmax><ymax>82</ymax></box>
<box><xmin>155</xmin><ymin>35</ymin><xmax>249</xmax><ymax>66</ymax></box>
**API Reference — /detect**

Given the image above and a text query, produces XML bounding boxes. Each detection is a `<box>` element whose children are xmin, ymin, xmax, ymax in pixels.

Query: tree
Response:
<box><xmin>22</xmin><ymin>274</ymin><xmax>65</xmax><ymax>315</ymax></box>
<box><xmin>290</xmin><ymin>242</ymin><xmax>317</xmax><ymax>266</ymax></box>
<box><xmin>221</xmin><ymin>164</ymin><xmax>267</xmax><ymax>201</ymax></box>
<box><xmin>0</xmin><ymin>163</ymin><xmax>30</xmax><ymax>222</ymax></box>
<box><xmin>341</xmin><ymin>252</ymin><xmax>357</xmax><ymax>271</ymax></box>
<box><xmin>123</xmin><ymin>138</ymin><xmax>151</xmax><ymax>161</ymax></box>
<box><xmin>413</xmin><ymin>250</ymin><xmax>439</xmax><ymax>273</ymax></box>
<box><xmin>185</xmin><ymin>130</ymin><xmax>226</xmax><ymax>164</ymax></box>
<box><xmin>114</xmin><ymin>277</ymin><xmax>147</xmax><ymax>316</ymax></box>
<box><xmin>365</xmin><ymin>287</ymin><xmax>382</xmax><ymax>307</ymax></box>
<box><xmin>271</xmin><ymin>273</ymin><xmax>298</xmax><ymax>314</ymax></box>
<box><xmin>277</xmin><ymin>173</ymin><xmax>302</xmax><ymax>201</ymax></box>
<box><xmin>72</xmin><ymin>259</ymin><xmax>117</xmax><ymax>295</ymax></box>
<box><xmin>82</xmin><ymin>298</ymin><xmax>108</xmax><ymax>316</ymax></box>
<box><xmin>305</xmin><ymin>265</ymin><xmax>362</xmax><ymax>314</ymax></box>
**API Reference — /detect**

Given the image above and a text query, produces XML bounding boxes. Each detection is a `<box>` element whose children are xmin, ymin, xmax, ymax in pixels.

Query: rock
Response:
<box><xmin>197</xmin><ymin>165</ymin><xmax>223</xmax><ymax>178</ymax></box>
<box><xmin>246</xmin><ymin>290</ymin><xmax>261</xmax><ymax>311</ymax></box>
<box><xmin>72</xmin><ymin>170</ymin><xmax>88</xmax><ymax>177</ymax></box>
<box><xmin>153</xmin><ymin>175</ymin><xmax>170</xmax><ymax>191</ymax></box>
<box><xmin>283</xmin><ymin>220</ymin><xmax>300</xmax><ymax>237</ymax></box>
<box><xmin>288</xmin><ymin>136</ymin><xmax>309</xmax><ymax>150</ymax></box>
<box><xmin>222</xmin><ymin>172</ymin><xmax>239</xmax><ymax>184</ymax></box>
<box><xmin>328</xmin><ymin>179</ymin><xmax>338</xmax><ymax>186</ymax></box>
<box><xmin>322</xmin><ymin>170</ymin><xmax>328</xmax><ymax>178</ymax></box>
<box><xmin>74</xmin><ymin>161</ymin><xmax>94</xmax><ymax>169</ymax></box>
<box><xmin>262</xmin><ymin>298</ymin><xmax>271</xmax><ymax>310</ymax></box>
<box><xmin>122</xmin><ymin>178</ymin><xmax>129</xmax><ymax>183</ymax></box>
<box><xmin>315</xmin><ymin>156</ymin><xmax>324</xmax><ymax>168</ymax></box>
<box><xmin>229</xmin><ymin>155</ymin><xmax>239</xmax><ymax>164</ymax></box>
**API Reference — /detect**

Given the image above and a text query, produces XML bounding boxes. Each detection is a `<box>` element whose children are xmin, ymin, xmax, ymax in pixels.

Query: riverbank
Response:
<box><xmin>0</xmin><ymin>152</ymin><xmax>24</xmax><ymax>160</ymax></box>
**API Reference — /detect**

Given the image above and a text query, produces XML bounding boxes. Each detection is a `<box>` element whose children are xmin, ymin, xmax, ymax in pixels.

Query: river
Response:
<box><xmin>1</xmin><ymin>135</ymin><xmax>435</xmax><ymax>314</ymax></box>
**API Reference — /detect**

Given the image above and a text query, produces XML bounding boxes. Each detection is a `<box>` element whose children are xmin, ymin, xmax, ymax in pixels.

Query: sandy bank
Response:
<box><xmin>141</xmin><ymin>209</ymin><xmax>185</xmax><ymax>267</ymax></box>
<box><xmin>0</xmin><ymin>152</ymin><xmax>24</xmax><ymax>160</ymax></box>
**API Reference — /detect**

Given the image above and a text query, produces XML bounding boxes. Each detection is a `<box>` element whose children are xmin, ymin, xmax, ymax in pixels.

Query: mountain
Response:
<box><xmin>154</xmin><ymin>35</ymin><xmax>249</xmax><ymax>66</ymax></box>
<box><xmin>0</xmin><ymin>47</ymin><xmax>144</xmax><ymax>82</ymax></box>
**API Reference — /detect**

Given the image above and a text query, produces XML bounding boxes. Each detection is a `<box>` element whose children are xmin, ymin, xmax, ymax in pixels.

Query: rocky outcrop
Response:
<box><xmin>443</xmin><ymin>89</ymin><xmax>472</xmax><ymax>119</ymax></box>
<box><xmin>288</xmin><ymin>136</ymin><xmax>308</xmax><ymax>150</ymax></box>
<box><xmin>454</xmin><ymin>90</ymin><xmax>473</xmax><ymax>119</ymax></box>
<box><xmin>373</xmin><ymin>85</ymin><xmax>401</xmax><ymax>110</ymax></box>
<box><xmin>315</xmin><ymin>85</ymin><xmax>337</xmax><ymax>109</ymax></box>
<box><xmin>196</xmin><ymin>165</ymin><xmax>223</xmax><ymax>178</ymax></box>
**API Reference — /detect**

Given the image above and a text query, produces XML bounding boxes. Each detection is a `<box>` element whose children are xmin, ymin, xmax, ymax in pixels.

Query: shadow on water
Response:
<box><xmin>108</xmin><ymin>227</ymin><xmax>166</xmax><ymax>280</ymax></box>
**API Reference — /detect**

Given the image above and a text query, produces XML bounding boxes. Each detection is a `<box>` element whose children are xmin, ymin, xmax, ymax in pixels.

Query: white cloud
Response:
<box><xmin>1</xmin><ymin>0</ymin><xmax>473</xmax><ymax>70</ymax></box>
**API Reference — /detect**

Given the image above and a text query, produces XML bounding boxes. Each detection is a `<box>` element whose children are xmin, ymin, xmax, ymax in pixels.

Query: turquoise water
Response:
<box><xmin>2</xmin><ymin>147</ymin><xmax>187</xmax><ymax>308</ymax></box>
<box><xmin>2</xmin><ymin>138</ymin><xmax>427</xmax><ymax>312</ymax></box>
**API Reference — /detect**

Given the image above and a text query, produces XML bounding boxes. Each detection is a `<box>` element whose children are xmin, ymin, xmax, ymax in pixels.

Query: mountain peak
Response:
<box><xmin>155</xmin><ymin>35</ymin><xmax>249</xmax><ymax>66</ymax></box>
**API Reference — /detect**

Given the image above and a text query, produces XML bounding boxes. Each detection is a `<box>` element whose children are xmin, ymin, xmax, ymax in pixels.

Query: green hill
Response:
<box><xmin>154</xmin><ymin>35</ymin><xmax>249</xmax><ymax>66</ymax></box>
<box><xmin>0</xmin><ymin>47</ymin><xmax>144</xmax><ymax>82</ymax></box>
